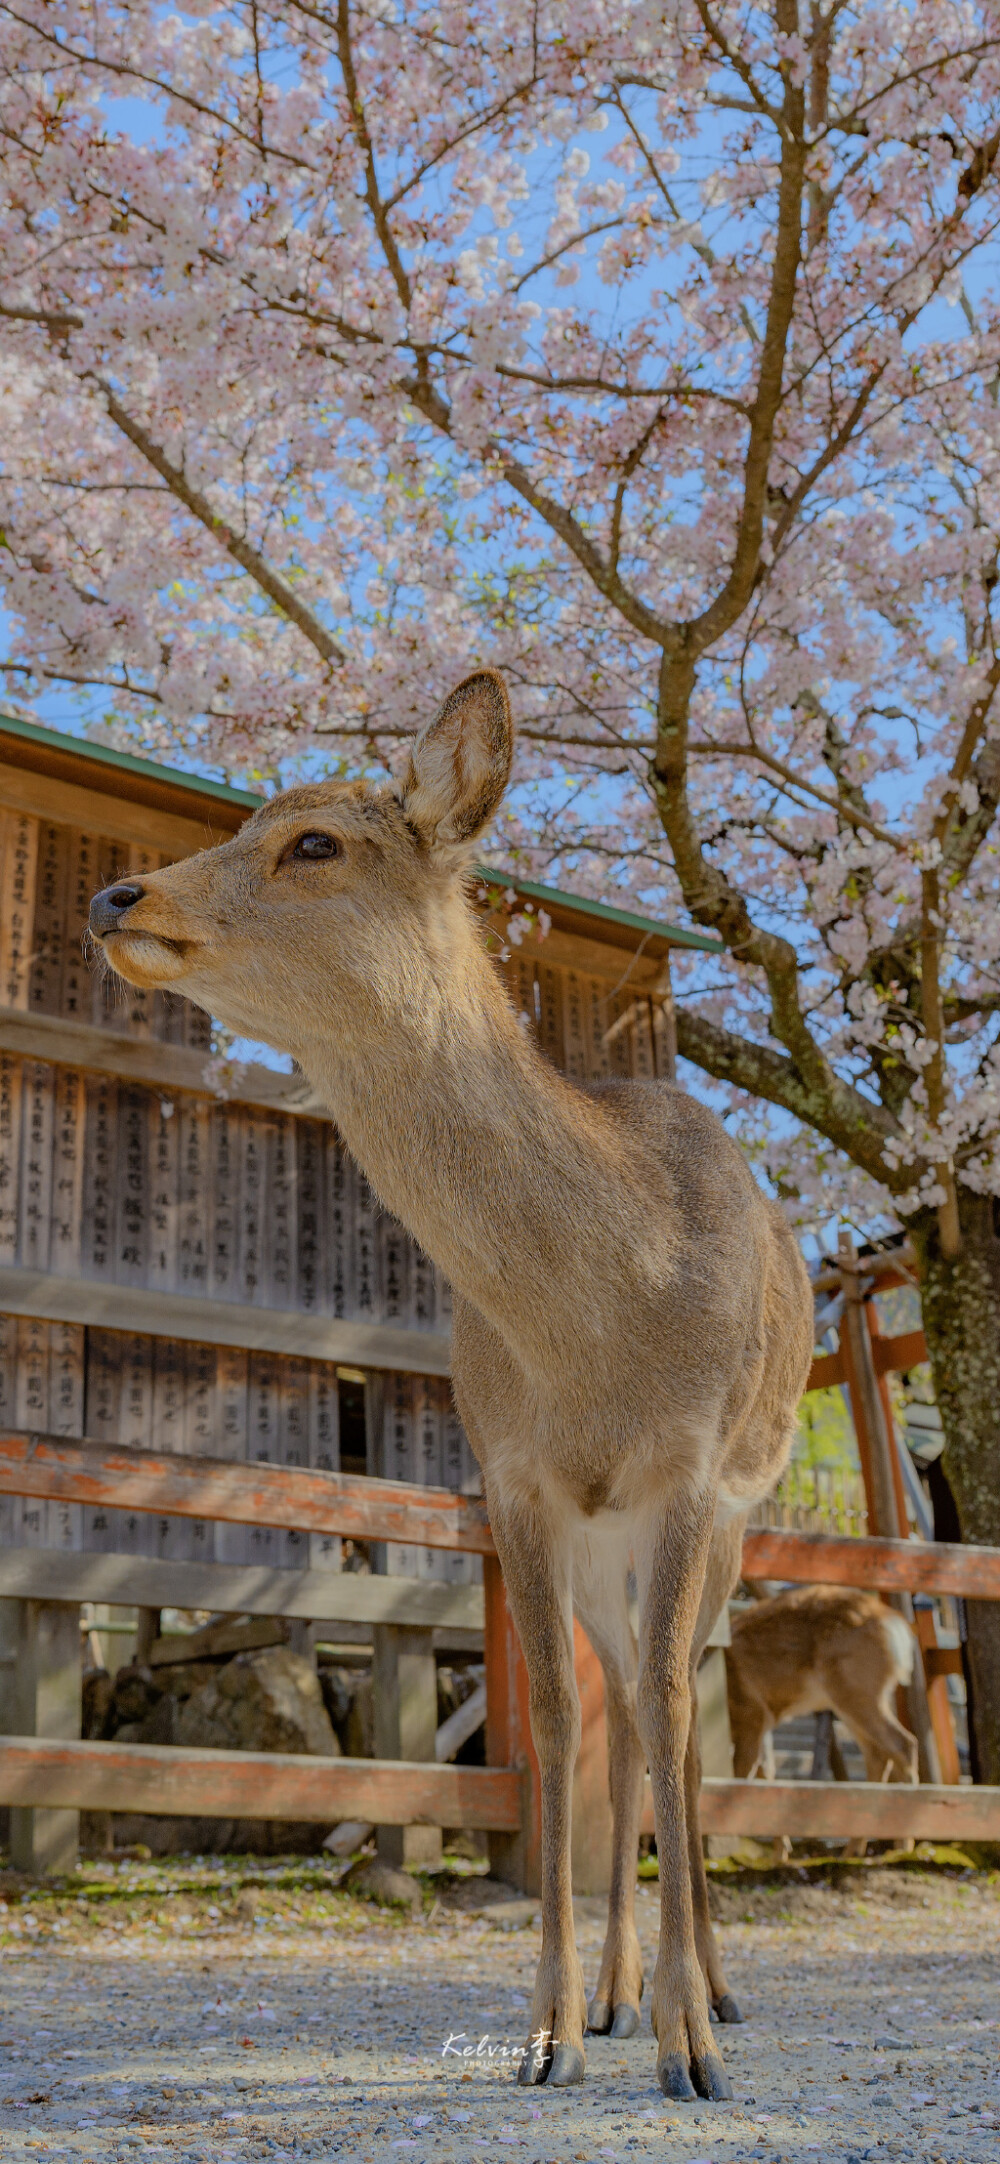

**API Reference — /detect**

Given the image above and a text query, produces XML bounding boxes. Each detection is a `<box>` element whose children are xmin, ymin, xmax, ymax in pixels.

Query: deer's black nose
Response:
<box><xmin>89</xmin><ymin>883</ymin><xmax>145</xmax><ymax>937</ymax></box>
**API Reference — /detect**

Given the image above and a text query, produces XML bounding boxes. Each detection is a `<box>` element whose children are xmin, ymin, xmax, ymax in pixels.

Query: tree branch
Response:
<box><xmin>675</xmin><ymin>1006</ymin><xmax>905</xmax><ymax>1189</ymax></box>
<box><xmin>649</xmin><ymin>18</ymin><xmax>833</xmax><ymax>1103</ymax></box>
<box><xmin>688</xmin><ymin>13</ymin><xmax>807</xmax><ymax>651</ymax></box>
<box><xmin>689</xmin><ymin>737</ymin><xmax>902</xmax><ymax>848</ymax></box>
<box><xmin>921</xmin><ymin>865</ymin><xmax>962</xmax><ymax>1255</ymax></box>
<box><xmin>336</xmin><ymin>0</ymin><xmax>412</xmax><ymax>314</ymax></box>
<box><xmin>0</xmin><ymin>305</ymin><xmax>345</xmax><ymax>667</ymax></box>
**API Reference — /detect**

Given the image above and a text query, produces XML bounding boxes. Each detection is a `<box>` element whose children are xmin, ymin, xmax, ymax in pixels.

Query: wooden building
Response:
<box><xmin>0</xmin><ymin>711</ymin><xmax>717</xmax><ymax>1871</ymax></box>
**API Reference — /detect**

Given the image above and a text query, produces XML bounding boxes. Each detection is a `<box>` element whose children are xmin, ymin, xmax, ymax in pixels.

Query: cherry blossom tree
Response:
<box><xmin>4</xmin><ymin>1</ymin><xmax>1000</xmax><ymax>1766</ymax></box>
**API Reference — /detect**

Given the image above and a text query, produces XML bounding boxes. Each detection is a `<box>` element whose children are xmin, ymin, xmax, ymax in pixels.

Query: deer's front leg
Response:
<box><xmin>489</xmin><ymin>1494</ymin><xmax>588</xmax><ymax>2087</ymax></box>
<box><xmin>635</xmin><ymin>1490</ymin><xmax>733</xmax><ymax>2104</ymax></box>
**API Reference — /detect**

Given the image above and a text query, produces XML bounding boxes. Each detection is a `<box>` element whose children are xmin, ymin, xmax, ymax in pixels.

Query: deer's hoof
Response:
<box><xmin>692</xmin><ymin>2050</ymin><xmax>733</xmax><ymax>2101</ymax></box>
<box><xmin>548</xmin><ymin>2043</ymin><xmax>586</xmax><ymax>2086</ymax></box>
<box><xmin>713</xmin><ymin>1993</ymin><xmax>745</xmax><ymax>2025</ymax></box>
<box><xmin>657</xmin><ymin>2053</ymin><xmax>698</xmax><ymax>2101</ymax></box>
<box><xmin>587</xmin><ymin>1995</ymin><xmax>641</xmax><ymax>2038</ymax></box>
<box><xmin>517</xmin><ymin>2034</ymin><xmax>584</xmax><ymax>2085</ymax></box>
<box><xmin>517</xmin><ymin>2034</ymin><xmax>551</xmax><ymax>2085</ymax></box>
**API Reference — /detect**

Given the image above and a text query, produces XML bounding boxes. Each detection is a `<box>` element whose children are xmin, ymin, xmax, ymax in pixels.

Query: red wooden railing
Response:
<box><xmin>1</xmin><ymin>1421</ymin><xmax>1000</xmax><ymax>1873</ymax></box>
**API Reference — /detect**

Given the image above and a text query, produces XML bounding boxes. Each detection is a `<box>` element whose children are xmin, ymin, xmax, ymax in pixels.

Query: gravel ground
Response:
<box><xmin>0</xmin><ymin>1853</ymin><xmax>997</xmax><ymax>2164</ymax></box>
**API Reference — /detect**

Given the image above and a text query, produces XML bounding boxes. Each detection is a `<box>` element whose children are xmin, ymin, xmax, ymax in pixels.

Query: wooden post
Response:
<box><xmin>371</xmin><ymin>1625</ymin><xmax>442</xmax><ymax>1867</ymax></box>
<box><xmin>570</xmin><ymin>1621</ymin><xmax>613</xmax><ymax>1896</ymax></box>
<box><xmin>697</xmin><ymin>1651</ymin><xmax>734</xmax><ymax>1780</ymax></box>
<box><xmin>484</xmin><ymin>1553</ymin><xmax>539</xmax><ymax>1892</ymax></box>
<box><xmin>696</xmin><ymin>1617</ymin><xmax>736</xmax><ymax>1859</ymax></box>
<box><xmin>364</xmin><ymin>1370</ymin><xmax>388</xmax><ymax>1574</ymax></box>
<box><xmin>365</xmin><ymin>1369</ymin><xmax>441</xmax><ymax>1866</ymax></box>
<box><xmin>867</xmin><ymin>1301</ymin><xmax>961</xmax><ymax>1785</ymax></box>
<box><xmin>837</xmin><ymin>1234</ymin><xmax>942</xmax><ymax>1785</ymax></box>
<box><xmin>911</xmin><ymin>1597</ymin><xmax>962</xmax><ymax>1786</ymax></box>
<box><xmin>650</xmin><ymin>955</ymin><xmax>677</xmax><ymax>1083</ymax></box>
<box><xmin>483</xmin><ymin>1556</ymin><xmax>614</xmax><ymax>1895</ymax></box>
<box><xmin>838</xmin><ymin>1233</ymin><xmax>901</xmax><ymax>1541</ymax></box>
<box><xmin>135</xmin><ymin>1608</ymin><xmax>161</xmax><ymax>1665</ymax></box>
<box><xmin>866</xmin><ymin>1301</ymin><xmax>917</xmax><ymax>1540</ymax></box>
<box><xmin>0</xmin><ymin>1599</ymin><xmax>82</xmax><ymax>1874</ymax></box>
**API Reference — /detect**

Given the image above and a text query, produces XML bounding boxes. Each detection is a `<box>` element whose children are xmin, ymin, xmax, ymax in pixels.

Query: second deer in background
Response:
<box><xmin>726</xmin><ymin>1584</ymin><xmax>918</xmax><ymax>1857</ymax></box>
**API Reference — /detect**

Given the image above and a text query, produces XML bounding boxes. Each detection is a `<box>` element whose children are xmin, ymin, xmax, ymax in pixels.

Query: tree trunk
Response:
<box><xmin>913</xmin><ymin>1194</ymin><xmax>1000</xmax><ymax>1783</ymax></box>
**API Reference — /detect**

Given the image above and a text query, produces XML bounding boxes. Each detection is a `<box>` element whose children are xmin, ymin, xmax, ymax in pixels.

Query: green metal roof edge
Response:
<box><xmin>0</xmin><ymin>710</ymin><xmax>722</xmax><ymax>954</ymax></box>
<box><xmin>475</xmin><ymin>865</ymin><xmax>723</xmax><ymax>953</ymax></box>
<box><xmin>0</xmin><ymin>710</ymin><xmax>263</xmax><ymax>813</ymax></box>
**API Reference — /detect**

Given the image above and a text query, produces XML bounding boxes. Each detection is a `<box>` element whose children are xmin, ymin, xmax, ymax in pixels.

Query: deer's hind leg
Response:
<box><xmin>571</xmin><ymin>1529</ymin><xmax>645</xmax><ymax>2041</ymax></box>
<box><xmin>848</xmin><ymin>1698</ymin><xmax>919</xmax><ymax>1786</ymax></box>
<box><xmin>634</xmin><ymin>1486</ymin><xmax>732</xmax><ymax>2104</ymax></box>
<box><xmin>487</xmin><ymin>1490</ymin><xmax>588</xmax><ymax>2088</ymax></box>
<box><xmin>687</xmin><ymin>1515</ymin><xmax>746</xmax><ymax>2026</ymax></box>
<box><xmin>826</xmin><ymin>1652</ymin><xmax>919</xmax><ymax>1787</ymax></box>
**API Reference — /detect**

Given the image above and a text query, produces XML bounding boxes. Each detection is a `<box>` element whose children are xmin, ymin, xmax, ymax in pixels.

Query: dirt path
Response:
<box><xmin>0</xmin><ymin>1856</ymin><xmax>997</xmax><ymax>2163</ymax></box>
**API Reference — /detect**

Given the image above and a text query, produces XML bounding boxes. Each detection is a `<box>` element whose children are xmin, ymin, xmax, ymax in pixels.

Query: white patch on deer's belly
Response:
<box><xmin>714</xmin><ymin>1485</ymin><xmax>751</xmax><ymax>1528</ymax></box>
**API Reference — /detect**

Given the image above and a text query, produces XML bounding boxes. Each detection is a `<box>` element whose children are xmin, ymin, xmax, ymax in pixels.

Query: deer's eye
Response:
<box><xmin>291</xmin><ymin>831</ymin><xmax>339</xmax><ymax>861</ymax></box>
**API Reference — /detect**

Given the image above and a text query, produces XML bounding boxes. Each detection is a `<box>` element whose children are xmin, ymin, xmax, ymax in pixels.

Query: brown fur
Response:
<box><xmin>89</xmin><ymin>669</ymin><xmax>815</xmax><ymax>2099</ymax></box>
<box><xmin>726</xmin><ymin>1583</ymin><xmax>918</xmax><ymax>1787</ymax></box>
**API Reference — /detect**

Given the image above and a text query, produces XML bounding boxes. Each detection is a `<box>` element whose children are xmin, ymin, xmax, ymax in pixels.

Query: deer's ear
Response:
<box><xmin>402</xmin><ymin>671</ymin><xmax>513</xmax><ymax>845</ymax></box>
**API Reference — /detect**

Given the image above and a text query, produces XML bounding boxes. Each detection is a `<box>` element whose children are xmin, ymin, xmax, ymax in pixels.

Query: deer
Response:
<box><xmin>88</xmin><ymin>670</ymin><xmax>815</xmax><ymax>2103</ymax></box>
<box><xmin>726</xmin><ymin>1583</ymin><xmax>918</xmax><ymax>1860</ymax></box>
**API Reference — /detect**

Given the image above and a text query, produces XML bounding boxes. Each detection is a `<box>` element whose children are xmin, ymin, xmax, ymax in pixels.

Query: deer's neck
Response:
<box><xmin>298</xmin><ymin>929</ymin><xmax>628</xmax><ymax>1369</ymax></box>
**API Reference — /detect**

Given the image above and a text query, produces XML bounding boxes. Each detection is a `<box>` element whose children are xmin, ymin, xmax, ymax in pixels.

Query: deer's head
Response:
<box><xmin>88</xmin><ymin>670</ymin><xmax>513</xmax><ymax>1057</ymax></box>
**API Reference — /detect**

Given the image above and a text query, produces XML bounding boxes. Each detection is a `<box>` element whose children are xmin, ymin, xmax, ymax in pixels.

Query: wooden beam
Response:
<box><xmin>488</xmin><ymin>918</ymin><xmax>671</xmax><ymax>986</ymax></box>
<box><xmin>148</xmin><ymin>1616</ymin><xmax>287</xmax><ymax>1665</ymax></box>
<box><xmin>924</xmin><ymin>1646</ymin><xmax>964</xmax><ymax>1680</ymax></box>
<box><xmin>872</xmin><ymin>1328</ymin><xmax>928</xmax><ymax>1375</ymax></box>
<box><xmin>0</xmin><ymin>1547</ymin><xmax>485</xmax><ymax>1630</ymax></box>
<box><xmin>685</xmin><ymin>1779</ymin><xmax>1000</xmax><ymax>1842</ymax></box>
<box><xmin>806</xmin><ymin>1349</ymin><xmax>845</xmax><ymax>1391</ymax></box>
<box><xmin>0</xmin><ymin>1432</ymin><xmax>493</xmax><ymax>1552</ymax></box>
<box><xmin>0</xmin><ymin>722</ymin><xmax>256</xmax><ymax>831</ymax></box>
<box><xmin>0</xmin><ymin>1736</ymin><xmax>521</xmax><ymax>1830</ymax></box>
<box><xmin>4</xmin><ymin>1436</ymin><xmax>1000</xmax><ymax>1595</ymax></box>
<box><xmin>0</xmin><ymin>1006</ymin><xmax>332</xmax><ymax>1121</ymax></box>
<box><xmin>742</xmin><ymin>1526</ymin><xmax>1000</xmax><ymax>1599</ymax></box>
<box><xmin>808</xmin><ymin>1332</ymin><xmax>927</xmax><ymax>1393</ymax></box>
<box><xmin>2</xmin><ymin>1738</ymin><xmax>995</xmax><ymax>1843</ymax></box>
<box><xmin>0</xmin><ymin>760</ymin><xmax>240</xmax><ymax>856</ymax></box>
<box><xmin>0</xmin><ymin>1270</ymin><xmax>452</xmax><ymax>1377</ymax></box>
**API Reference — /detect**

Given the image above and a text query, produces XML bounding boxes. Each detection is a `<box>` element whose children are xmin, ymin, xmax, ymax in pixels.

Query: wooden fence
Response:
<box><xmin>1</xmin><ymin>1410</ymin><xmax>999</xmax><ymax>1879</ymax></box>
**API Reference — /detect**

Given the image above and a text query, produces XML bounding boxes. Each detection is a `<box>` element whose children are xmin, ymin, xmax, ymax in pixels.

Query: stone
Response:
<box><xmin>175</xmin><ymin>1648</ymin><xmax>342</xmax><ymax>1758</ymax></box>
<box><xmin>479</xmin><ymin>1898</ymin><xmax>540</xmax><ymax>1930</ymax></box>
<box><xmin>323</xmin><ymin>1820</ymin><xmax>374</xmax><ymax>1857</ymax></box>
<box><xmin>316</xmin><ymin>1662</ymin><xmax>377</xmax><ymax>1756</ymax></box>
<box><xmin>344</xmin><ymin>1859</ymin><xmax>423</xmax><ymax>1911</ymax></box>
<box><xmin>442</xmin><ymin>1875</ymin><xmax>527</xmax><ymax>1914</ymax></box>
<box><xmin>102</xmin><ymin>1659</ymin><xmax>221</xmax><ymax>1744</ymax></box>
<box><xmin>82</xmin><ymin>1668</ymin><xmax>114</xmax><ymax>1740</ymax></box>
<box><xmin>232</xmin><ymin>1888</ymin><xmax>263</xmax><ymax>1920</ymax></box>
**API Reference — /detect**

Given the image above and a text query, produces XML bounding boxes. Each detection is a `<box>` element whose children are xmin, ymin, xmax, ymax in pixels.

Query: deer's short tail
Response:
<box><xmin>881</xmin><ymin>1608</ymin><xmax>916</xmax><ymax>1685</ymax></box>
